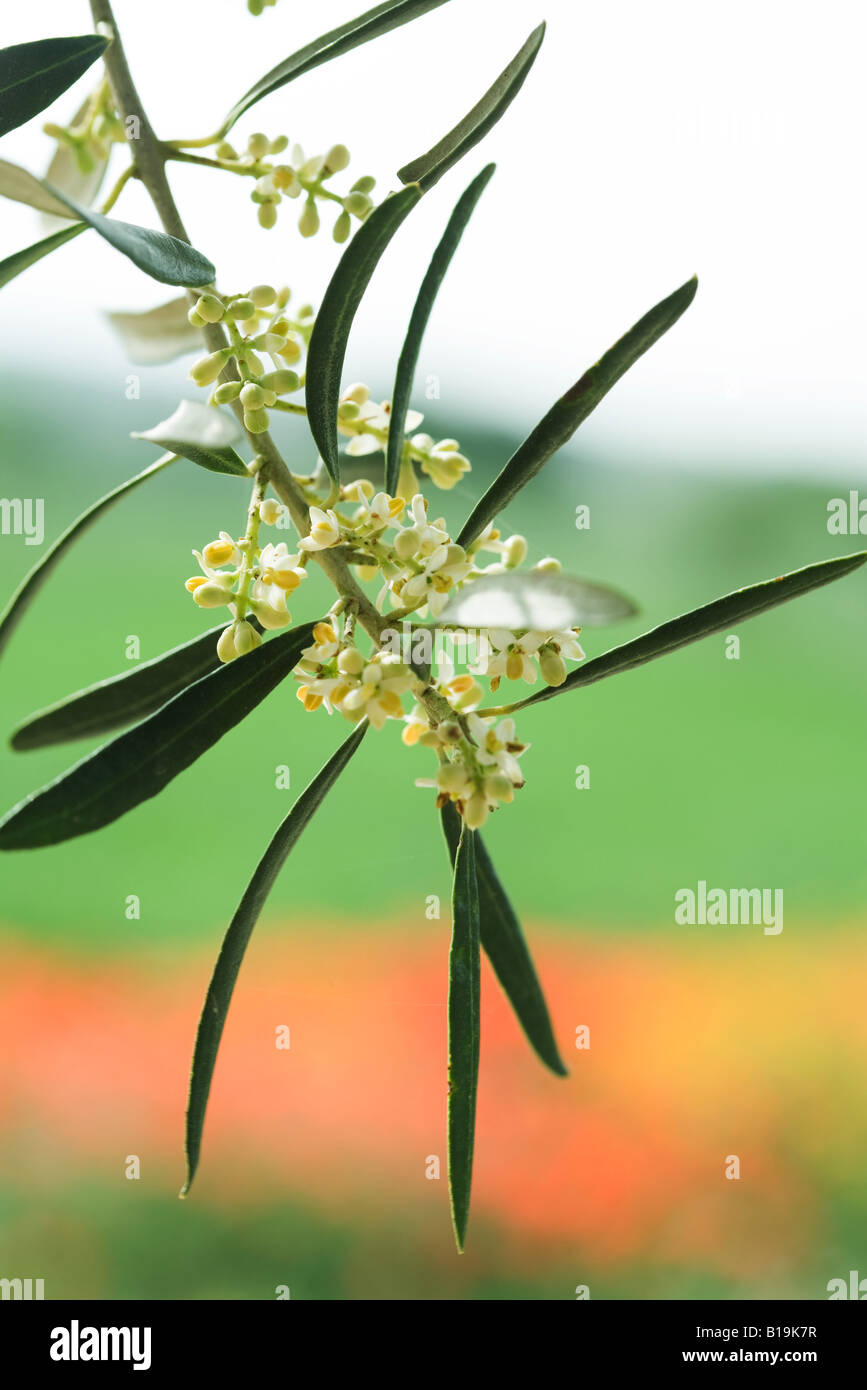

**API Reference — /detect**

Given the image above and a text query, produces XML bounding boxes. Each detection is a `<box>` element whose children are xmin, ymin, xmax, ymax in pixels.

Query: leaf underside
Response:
<box><xmin>508</xmin><ymin>551</ymin><xmax>867</xmax><ymax>712</ymax></box>
<box><xmin>182</xmin><ymin>721</ymin><xmax>369</xmax><ymax>1195</ymax></box>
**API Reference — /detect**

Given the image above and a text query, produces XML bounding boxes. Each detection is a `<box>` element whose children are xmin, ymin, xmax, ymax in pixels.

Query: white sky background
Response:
<box><xmin>1</xmin><ymin>0</ymin><xmax>865</xmax><ymax>473</ymax></box>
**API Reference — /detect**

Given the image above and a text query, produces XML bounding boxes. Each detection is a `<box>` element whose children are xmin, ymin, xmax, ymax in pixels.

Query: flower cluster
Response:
<box><xmin>294</xmin><ymin>619</ymin><xmax>416</xmax><ymax>727</ymax></box>
<box><xmin>337</xmin><ymin>383</ymin><xmax>472</xmax><ymax>494</ymax></box>
<box><xmin>184</xmin><ymin>497</ymin><xmax>308</xmax><ymax>662</ymax></box>
<box><xmin>42</xmin><ymin>79</ymin><xmax>125</xmax><ymax>175</ymax></box>
<box><xmin>205</xmin><ymin>129</ymin><xmax>375</xmax><ymax>237</ymax></box>
<box><xmin>188</xmin><ymin>284</ymin><xmax>312</xmax><ymax>434</ymax></box>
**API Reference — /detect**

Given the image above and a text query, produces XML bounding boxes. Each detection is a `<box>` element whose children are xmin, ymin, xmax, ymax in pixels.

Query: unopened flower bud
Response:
<box><xmin>343</xmin><ymin>191</ymin><xmax>372</xmax><ymax>219</ymax></box>
<box><xmin>324</xmin><ymin>143</ymin><xmax>350</xmax><ymax>172</ymax></box>
<box><xmin>464</xmin><ymin>793</ymin><xmax>489</xmax><ymax>830</ymax></box>
<box><xmin>258</xmin><ymin>203</ymin><xmax>278</xmax><ymax>229</ymax></box>
<box><xmin>227</xmin><ymin>298</ymin><xmax>256</xmax><ymax>322</ymax></box>
<box><xmin>253</xmin><ymin>332</ymin><xmax>287</xmax><ymax>353</ymax></box>
<box><xmin>194</xmin><ymin>581</ymin><xmax>235</xmax><ymax>608</ymax></box>
<box><xmin>244</xmin><ymin>407</ymin><xmax>270</xmax><ymax>434</ymax></box>
<box><xmin>277</xmin><ymin>338</ymin><xmax>302</xmax><ymax>365</ymax></box>
<box><xmin>248</xmin><ymin>284</ymin><xmax>276</xmax><ymax>307</ymax></box>
<box><xmin>437</xmin><ymin>762</ymin><xmax>468</xmax><ymax>794</ymax></box>
<box><xmin>534</xmin><ymin>556</ymin><xmax>562</xmax><ymax>573</ymax></box>
<box><xmin>504</xmin><ymin>534</ymin><xmax>528</xmax><ymax>568</ymax></box>
<box><xmin>485</xmin><ymin>773</ymin><xmax>515</xmax><ymax>803</ymax></box>
<box><xmin>539</xmin><ymin>649</ymin><xmax>567</xmax><ymax>687</ymax></box>
<box><xmin>194</xmin><ymin>292</ymin><xmax>224</xmax><ymax>324</ymax></box>
<box><xmin>240</xmin><ymin>382</ymin><xmax>266</xmax><ymax>410</ymax></box>
<box><xmin>214</xmin><ymin>381</ymin><xmax>243</xmax><ymax>404</ymax></box>
<box><xmin>247</xmin><ymin>132</ymin><xmax>269</xmax><ymax>160</ymax></box>
<box><xmin>333</xmin><ymin>210</ymin><xmax>351</xmax><ymax>243</ymax></box>
<box><xmin>260</xmin><ymin>369</ymin><xmax>299</xmax><ymax>394</ymax></box>
<box><xmin>350</xmin><ymin>175</ymin><xmax>376</xmax><ymax>194</ymax></box>
<box><xmin>215</xmin><ymin>141</ymin><xmax>238</xmax><ymax>160</ymax></box>
<box><xmin>187</xmin><ymin>307</ymin><xmax>206</xmax><ymax>327</ymax></box>
<box><xmin>233</xmin><ymin>620</ymin><xmax>261</xmax><ymax>656</ymax></box>
<box><xmin>190</xmin><ymin>348</ymin><xmax>232</xmax><ymax>386</ymax></box>
<box><xmin>337</xmin><ymin>646</ymin><xmax>365</xmax><ymax>676</ymax></box>
<box><xmin>269</xmin><ymin>135</ymin><xmax>289</xmax><ymax>154</ymax></box>
<box><xmin>276</xmin><ymin>286</ymin><xmax>291</xmax><ymax>309</ymax></box>
<box><xmin>343</xmin><ymin>382</ymin><xmax>370</xmax><ymax>405</ymax></box>
<box><xmin>217</xmin><ymin>625</ymin><xmax>238</xmax><ymax>662</ymax></box>
<box><xmin>298</xmin><ymin>200</ymin><xmax>320</xmax><ymax>238</ymax></box>
<box><xmin>259</xmin><ymin>498</ymin><xmax>282</xmax><ymax>525</ymax></box>
<box><xmin>299</xmin><ymin>155</ymin><xmax>325</xmax><ymax>180</ymax></box>
<box><xmin>394</xmin><ymin>527</ymin><xmax>421</xmax><ymax>560</ymax></box>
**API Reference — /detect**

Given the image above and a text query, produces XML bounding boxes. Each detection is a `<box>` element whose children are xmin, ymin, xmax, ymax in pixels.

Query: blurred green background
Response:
<box><xmin>1</xmin><ymin>370</ymin><xmax>865</xmax><ymax>1299</ymax></box>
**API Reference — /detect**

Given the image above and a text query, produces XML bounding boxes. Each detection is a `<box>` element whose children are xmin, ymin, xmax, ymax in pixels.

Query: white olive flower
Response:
<box><xmin>298</xmin><ymin>506</ymin><xmax>341</xmax><ymax>552</ymax></box>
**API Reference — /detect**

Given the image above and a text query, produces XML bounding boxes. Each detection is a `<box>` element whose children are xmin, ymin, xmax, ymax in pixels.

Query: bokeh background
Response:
<box><xmin>1</xmin><ymin>0</ymin><xmax>865</xmax><ymax>1299</ymax></box>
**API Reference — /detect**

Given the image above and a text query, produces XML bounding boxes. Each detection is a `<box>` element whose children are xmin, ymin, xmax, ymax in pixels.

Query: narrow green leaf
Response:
<box><xmin>385</xmin><ymin>164</ymin><xmax>494</xmax><ymax>494</ymax></box>
<box><xmin>397</xmin><ymin>24</ymin><xmax>545</xmax><ymax>192</ymax></box>
<box><xmin>0</xmin><ymin>35</ymin><xmax>108</xmax><ymax>137</ymax></box>
<box><xmin>181</xmin><ymin>721</ymin><xmax>368</xmax><ymax>1196</ymax></box>
<box><xmin>132</xmin><ymin>400</ymin><xmax>248</xmax><ymax>477</ymax></box>
<box><xmin>457</xmin><ymin>276</ymin><xmax>699</xmax><ymax>548</ymax></box>
<box><xmin>0</xmin><ymin>622</ymin><xmax>316</xmax><ymax>850</ymax></box>
<box><xmin>448</xmin><ymin>822</ymin><xmax>481</xmax><ymax>1252</ymax></box>
<box><xmin>437</xmin><ymin>570</ymin><xmax>637</xmax><ymax>631</ymax></box>
<box><xmin>306</xmin><ymin>185</ymin><xmax>422</xmax><ymax>482</ymax></box>
<box><xmin>0</xmin><ymin>156</ymin><xmax>76</xmax><ymax>217</ymax></box>
<box><xmin>0</xmin><ymin>454</ymin><xmax>176</xmax><ymax>667</ymax></box>
<box><xmin>505</xmin><ymin>551</ymin><xmax>867</xmax><ymax>713</ymax></box>
<box><xmin>222</xmin><ymin>0</ymin><xmax>451</xmax><ymax>132</ymax></box>
<box><xmin>44</xmin><ymin>182</ymin><xmax>216</xmax><ymax>288</ymax></box>
<box><xmin>108</xmin><ymin>297</ymin><xmax>203</xmax><ymax>365</ymax></box>
<box><xmin>10</xmin><ymin>623</ymin><xmax>240</xmax><ymax>750</ymax></box>
<box><xmin>441</xmin><ymin>802</ymin><xmax>566</xmax><ymax>1077</ymax></box>
<box><xmin>0</xmin><ymin>222</ymin><xmax>86</xmax><ymax>290</ymax></box>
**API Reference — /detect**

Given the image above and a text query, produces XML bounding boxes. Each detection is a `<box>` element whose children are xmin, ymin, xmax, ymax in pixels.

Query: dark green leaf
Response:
<box><xmin>385</xmin><ymin>164</ymin><xmax>494</xmax><ymax>493</ymax></box>
<box><xmin>0</xmin><ymin>622</ymin><xmax>316</xmax><ymax>850</ymax></box>
<box><xmin>441</xmin><ymin>802</ymin><xmax>565</xmax><ymax>1076</ymax></box>
<box><xmin>397</xmin><ymin>24</ymin><xmax>545</xmax><ymax>191</ymax></box>
<box><xmin>457</xmin><ymin>276</ymin><xmax>698</xmax><ymax>548</ymax></box>
<box><xmin>0</xmin><ymin>454</ymin><xmax>176</xmax><ymax>667</ymax></box>
<box><xmin>0</xmin><ymin>35</ymin><xmax>108</xmax><ymax>137</ymax></box>
<box><xmin>0</xmin><ymin>222</ymin><xmax>85</xmax><ymax>290</ymax></box>
<box><xmin>10</xmin><ymin>623</ymin><xmax>241</xmax><ymax>750</ymax></box>
<box><xmin>181</xmin><ymin>721</ymin><xmax>368</xmax><ymax>1196</ymax></box>
<box><xmin>306</xmin><ymin>185</ymin><xmax>422</xmax><ymax>482</ymax></box>
<box><xmin>132</xmin><ymin>400</ymin><xmax>248</xmax><ymax>477</ymax></box>
<box><xmin>45</xmin><ymin>182</ymin><xmax>215</xmax><ymax>287</ymax></box>
<box><xmin>505</xmin><ymin>551</ymin><xmax>867</xmax><ymax>713</ymax></box>
<box><xmin>437</xmin><ymin>570</ymin><xmax>637</xmax><ymax>630</ymax></box>
<box><xmin>448</xmin><ymin>822</ymin><xmax>481</xmax><ymax>1252</ymax></box>
<box><xmin>222</xmin><ymin>0</ymin><xmax>452</xmax><ymax>132</ymax></box>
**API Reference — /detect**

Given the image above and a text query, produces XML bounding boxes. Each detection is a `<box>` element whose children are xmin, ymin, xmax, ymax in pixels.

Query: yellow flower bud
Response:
<box><xmin>277</xmin><ymin>338</ymin><xmax>302</xmax><ymax>365</ymax></box>
<box><xmin>248</xmin><ymin>284</ymin><xmax>277</xmax><ymax>308</ymax></box>
<box><xmin>299</xmin><ymin>200</ymin><xmax>320</xmax><ymax>237</ymax></box>
<box><xmin>194</xmin><ymin>293</ymin><xmax>225</xmax><ymax>324</ymax></box>
<box><xmin>464</xmin><ymin>794</ymin><xmax>489</xmax><ymax>830</ymax></box>
<box><xmin>202</xmin><ymin>538</ymin><xmax>237</xmax><ymax>567</ymax></box>
<box><xmin>313</xmin><ymin>622</ymin><xmax>337</xmax><ymax>644</ymax></box>
<box><xmin>185</xmin><ymin>575</ymin><xmax>207</xmax><ymax>593</ymax></box>
<box><xmin>505</xmin><ymin>651</ymin><xmax>524</xmax><ymax>681</ymax></box>
<box><xmin>190</xmin><ymin>348</ymin><xmax>231</xmax><ymax>386</ymax></box>
<box><xmin>337</xmin><ymin>646</ymin><xmax>365</xmax><ymax>676</ymax></box>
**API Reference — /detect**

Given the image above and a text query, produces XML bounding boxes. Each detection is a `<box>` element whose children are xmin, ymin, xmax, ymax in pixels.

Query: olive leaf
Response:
<box><xmin>441</xmin><ymin>802</ymin><xmax>566</xmax><ymax>1077</ymax></box>
<box><xmin>0</xmin><ymin>156</ymin><xmax>77</xmax><ymax>217</ymax></box>
<box><xmin>457</xmin><ymin>276</ymin><xmax>699</xmax><ymax>548</ymax></box>
<box><xmin>108</xmin><ymin>297</ymin><xmax>203</xmax><ymax>365</ymax></box>
<box><xmin>0</xmin><ymin>222</ymin><xmax>86</xmax><ymax>290</ymax></box>
<box><xmin>448</xmin><ymin>822</ymin><xmax>481</xmax><ymax>1252</ymax></box>
<box><xmin>0</xmin><ymin>453</ymin><xmax>177</xmax><ymax>666</ymax></box>
<box><xmin>397</xmin><ymin>24</ymin><xmax>545</xmax><ymax>191</ymax></box>
<box><xmin>221</xmin><ymin>0</ymin><xmax>452</xmax><ymax>133</ymax></box>
<box><xmin>305</xmin><ymin>185</ymin><xmax>422</xmax><ymax>482</ymax></box>
<box><xmin>10</xmin><ymin>622</ymin><xmax>243</xmax><ymax>750</ymax></box>
<box><xmin>132</xmin><ymin>400</ymin><xmax>249</xmax><ymax>477</ymax></box>
<box><xmin>0</xmin><ymin>622</ymin><xmax>316</xmax><ymax>850</ymax></box>
<box><xmin>385</xmin><ymin>163</ymin><xmax>495</xmax><ymax>494</ymax></box>
<box><xmin>437</xmin><ymin>571</ymin><xmax>637</xmax><ymax>631</ymax></box>
<box><xmin>502</xmin><ymin>551</ymin><xmax>867</xmax><ymax>713</ymax></box>
<box><xmin>43</xmin><ymin>181</ymin><xmax>216</xmax><ymax>287</ymax></box>
<box><xmin>181</xmin><ymin>721</ymin><xmax>368</xmax><ymax>1197</ymax></box>
<box><xmin>0</xmin><ymin>35</ymin><xmax>108</xmax><ymax>138</ymax></box>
